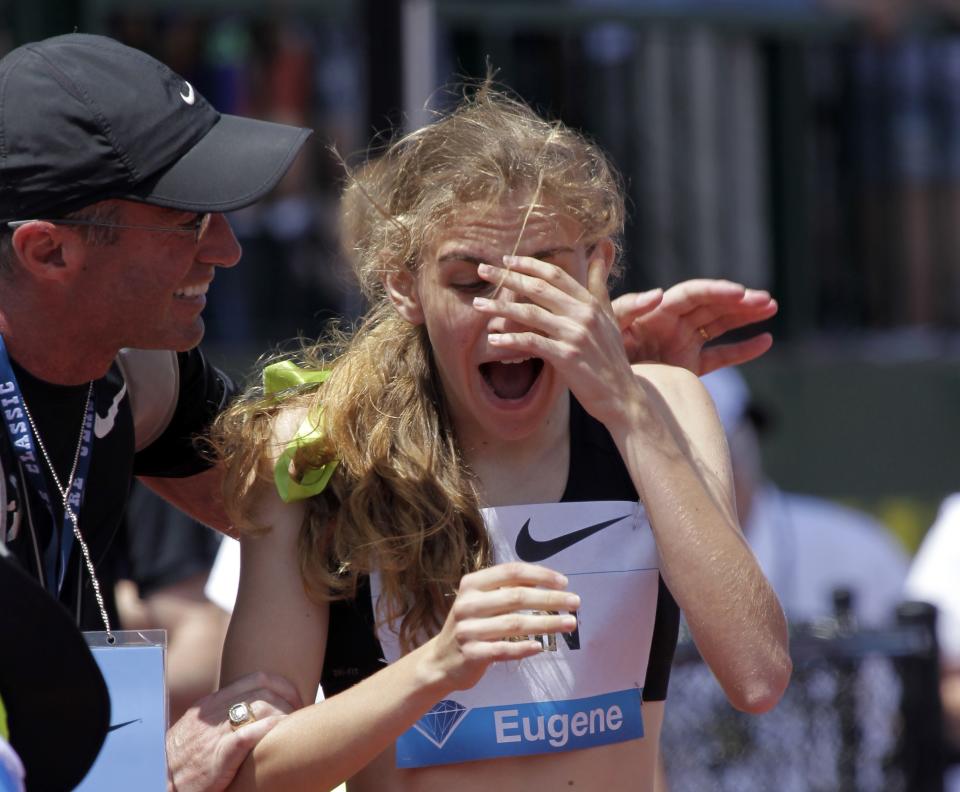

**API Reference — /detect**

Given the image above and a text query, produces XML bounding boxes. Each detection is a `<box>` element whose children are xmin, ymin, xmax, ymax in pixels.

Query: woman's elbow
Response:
<box><xmin>728</xmin><ymin>652</ymin><xmax>793</xmax><ymax>714</ymax></box>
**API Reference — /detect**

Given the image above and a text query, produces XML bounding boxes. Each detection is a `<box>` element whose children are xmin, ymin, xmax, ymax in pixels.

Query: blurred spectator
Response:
<box><xmin>570</xmin><ymin>2</ymin><xmax>772</xmax><ymax>297</ymax></box>
<box><xmin>904</xmin><ymin>494</ymin><xmax>960</xmax><ymax>792</ymax></box>
<box><xmin>703</xmin><ymin>366</ymin><xmax>909</xmax><ymax>626</ymax></box>
<box><xmin>204</xmin><ymin>532</ymin><xmax>240</xmax><ymax>615</ymax></box>
<box><xmin>823</xmin><ymin>0</ymin><xmax>960</xmax><ymax>36</ymax></box>
<box><xmin>660</xmin><ymin>367</ymin><xmax>909</xmax><ymax>791</ymax></box>
<box><xmin>109</xmin><ymin>483</ymin><xmax>229</xmax><ymax>722</ymax></box>
<box><xmin>848</xmin><ymin>33</ymin><xmax>960</xmax><ymax>327</ymax></box>
<box><xmin>816</xmin><ymin>0</ymin><xmax>960</xmax><ymax>328</ymax></box>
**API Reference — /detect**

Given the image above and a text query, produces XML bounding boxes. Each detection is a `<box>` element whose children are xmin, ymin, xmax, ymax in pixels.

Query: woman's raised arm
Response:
<box><xmin>610</xmin><ymin>365</ymin><xmax>791</xmax><ymax>714</ymax></box>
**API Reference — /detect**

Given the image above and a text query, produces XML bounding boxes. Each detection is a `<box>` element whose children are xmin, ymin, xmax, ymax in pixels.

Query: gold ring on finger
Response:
<box><xmin>228</xmin><ymin>701</ymin><xmax>256</xmax><ymax>730</ymax></box>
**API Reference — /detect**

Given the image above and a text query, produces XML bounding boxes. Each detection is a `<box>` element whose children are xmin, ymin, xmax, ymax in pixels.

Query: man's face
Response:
<box><xmin>74</xmin><ymin>200</ymin><xmax>241</xmax><ymax>352</ymax></box>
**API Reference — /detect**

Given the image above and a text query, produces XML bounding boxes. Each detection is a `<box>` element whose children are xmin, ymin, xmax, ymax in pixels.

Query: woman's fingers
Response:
<box><xmin>474</xmin><ymin>278</ymin><xmax>619</xmax><ymax>365</ymax></box>
<box><xmin>432</xmin><ymin>562</ymin><xmax>584</xmax><ymax>690</ymax></box>
<box><xmin>453</xmin><ymin>584</ymin><xmax>581</xmax><ymax>619</ymax></box>
<box><xmin>458</xmin><ymin>638</ymin><xmax>547</xmax><ymax>664</ymax></box>
<box><xmin>481</xmin><ymin>258</ymin><xmax>586</xmax><ymax>310</ymax></box>
<box><xmin>483</xmin><ymin>254</ymin><xmax>619</xmax><ymax>322</ymax></box>
<box><xmin>455</xmin><ymin>611</ymin><xmax>579</xmax><ymax>643</ymax></box>
<box><xmin>458</xmin><ymin>561</ymin><xmax>568</xmax><ymax>593</ymax></box>
<box><xmin>453</xmin><ymin>565</ymin><xmax>580</xmax><ymax>644</ymax></box>
<box><xmin>586</xmin><ymin>255</ymin><xmax>610</xmax><ymax>304</ymax></box>
<box><xmin>474</xmin><ymin>253</ymin><xmax>626</xmax><ymax>365</ymax></box>
<box><xmin>473</xmin><ymin>296</ymin><xmax>566</xmax><ymax>338</ymax></box>
<box><xmin>476</xmin><ymin>254</ymin><xmax>639</xmax><ymax>428</ymax></box>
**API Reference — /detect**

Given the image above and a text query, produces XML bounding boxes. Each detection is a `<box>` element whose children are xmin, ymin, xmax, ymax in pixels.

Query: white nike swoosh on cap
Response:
<box><xmin>94</xmin><ymin>382</ymin><xmax>127</xmax><ymax>439</ymax></box>
<box><xmin>180</xmin><ymin>82</ymin><xmax>196</xmax><ymax>105</ymax></box>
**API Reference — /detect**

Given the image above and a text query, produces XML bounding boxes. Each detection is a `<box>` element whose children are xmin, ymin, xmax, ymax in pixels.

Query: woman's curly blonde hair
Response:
<box><xmin>212</xmin><ymin>82</ymin><xmax>626</xmax><ymax>652</ymax></box>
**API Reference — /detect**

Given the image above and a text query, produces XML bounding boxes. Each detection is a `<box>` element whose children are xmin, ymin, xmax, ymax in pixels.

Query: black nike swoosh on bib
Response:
<box><xmin>514</xmin><ymin>515</ymin><xmax>630</xmax><ymax>562</ymax></box>
<box><xmin>107</xmin><ymin>718</ymin><xmax>142</xmax><ymax>732</ymax></box>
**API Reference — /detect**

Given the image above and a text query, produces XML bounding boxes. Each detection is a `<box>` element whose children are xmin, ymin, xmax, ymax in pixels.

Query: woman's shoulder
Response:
<box><xmin>629</xmin><ymin>363</ymin><xmax>724</xmax><ymax>440</ymax></box>
<box><xmin>235</xmin><ymin>403</ymin><xmax>312</xmax><ymax>529</ymax></box>
<box><xmin>266</xmin><ymin>402</ymin><xmax>312</xmax><ymax>463</ymax></box>
<box><xmin>629</xmin><ymin>362</ymin><xmax>711</xmax><ymax>404</ymax></box>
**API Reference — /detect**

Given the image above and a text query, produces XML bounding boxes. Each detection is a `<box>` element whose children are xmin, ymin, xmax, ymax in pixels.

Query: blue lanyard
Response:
<box><xmin>0</xmin><ymin>336</ymin><xmax>94</xmax><ymax>596</ymax></box>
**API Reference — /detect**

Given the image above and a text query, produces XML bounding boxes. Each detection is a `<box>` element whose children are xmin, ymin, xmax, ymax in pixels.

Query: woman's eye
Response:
<box><xmin>453</xmin><ymin>281</ymin><xmax>492</xmax><ymax>294</ymax></box>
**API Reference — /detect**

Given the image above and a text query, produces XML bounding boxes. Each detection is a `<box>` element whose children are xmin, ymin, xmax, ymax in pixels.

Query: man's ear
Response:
<box><xmin>383</xmin><ymin>268</ymin><xmax>424</xmax><ymax>325</ymax></box>
<box><xmin>10</xmin><ymin>222</ymin><xmax>71</xmax><ymax>282</ymax></box>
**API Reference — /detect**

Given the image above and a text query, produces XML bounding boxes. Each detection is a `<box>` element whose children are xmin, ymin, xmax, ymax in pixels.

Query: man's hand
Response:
<box><xmin>166</xmin><ymin>671</ymin><xmax>302</xmax><ymax>792</ymax></box>
<box><xmin>611</xmin><ymin>279</ymin><xmax>777</xmax><ymax>374</ymax></box>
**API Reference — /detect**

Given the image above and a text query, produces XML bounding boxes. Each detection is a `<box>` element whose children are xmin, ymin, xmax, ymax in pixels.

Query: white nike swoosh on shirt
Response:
<box><xmin>180</xmin><ymin>82</ymin><xmax>195</xmax><ymax>105</ymax></box>
<box><xmin>94</xmin><ymin>382</ymin><xmax>127</xmax><ymax>439</ymax></box>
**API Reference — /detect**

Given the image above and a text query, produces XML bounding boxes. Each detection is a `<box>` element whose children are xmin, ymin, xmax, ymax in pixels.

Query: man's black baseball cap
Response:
<box><xmin>0</xmin><ymin>33</ymin><xmax>312</xmax><ymax>222</ymax></box>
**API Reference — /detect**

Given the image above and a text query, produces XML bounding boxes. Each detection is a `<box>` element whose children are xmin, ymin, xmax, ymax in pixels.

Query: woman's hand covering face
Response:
<box><xmin>471</xmin><ymin>251</ymin><xmax>638</xmax><ymax>428</ymax></box>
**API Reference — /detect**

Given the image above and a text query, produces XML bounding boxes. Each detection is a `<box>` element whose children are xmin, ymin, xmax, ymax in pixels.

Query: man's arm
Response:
<box><xmin>130</xmin><ymin>347</ymin><xmax>236</xmax><ymax>533</ymax></box>
<box><xmin>139</xmin><ymin>467</ymin><xmax>231</xmax><ymax>535</ymax></box>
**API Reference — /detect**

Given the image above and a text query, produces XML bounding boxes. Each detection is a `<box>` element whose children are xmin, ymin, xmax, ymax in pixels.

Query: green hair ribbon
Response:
<box><xmin>263</xmin><ymin>361</ymin><xmax>339</xmax><ymax>503</ymax></box>
<box><xmin>0</xmin><ymin>692</ymin><xmax>8</xmax><ymax>741</ymax></box>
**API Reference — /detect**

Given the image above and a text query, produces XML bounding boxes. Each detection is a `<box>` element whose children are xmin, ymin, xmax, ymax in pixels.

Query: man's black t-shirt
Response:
<box><xmin>0</xmin><ymin>348</ymin><xmax>232</xmax><ymax>629</ymax></box>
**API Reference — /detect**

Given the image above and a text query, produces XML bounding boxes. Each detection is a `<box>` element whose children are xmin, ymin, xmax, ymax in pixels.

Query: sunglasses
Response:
<box><xmin>7</xmin><ymin>212</ymin><xmax>212</xmax><ymax>244</ymax></box>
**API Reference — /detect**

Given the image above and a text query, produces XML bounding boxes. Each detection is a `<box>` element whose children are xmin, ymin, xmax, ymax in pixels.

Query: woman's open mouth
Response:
<box><xmin>479</xmin><ymin>357</ymin><xmax>545</xmax><ymax>400</ymax></box>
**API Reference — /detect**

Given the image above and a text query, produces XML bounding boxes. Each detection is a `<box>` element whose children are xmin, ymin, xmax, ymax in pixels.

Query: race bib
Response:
<box><xmin>371</xmin><ymin>500</ymin><xmax>661</xmax><ymax>768</ymax></box>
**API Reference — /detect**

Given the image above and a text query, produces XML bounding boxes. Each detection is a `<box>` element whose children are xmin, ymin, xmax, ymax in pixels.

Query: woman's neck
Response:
<box><xmin>461</xmin><ymin>395</ymin><xmax>571</xmax><ymax>508</ymax></box>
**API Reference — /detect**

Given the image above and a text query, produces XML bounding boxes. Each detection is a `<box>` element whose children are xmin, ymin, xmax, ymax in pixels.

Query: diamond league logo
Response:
<box><xmin>413</xmin><ymin>699</ymin><xmax>469</xmax><ymax>749</ymax></box>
